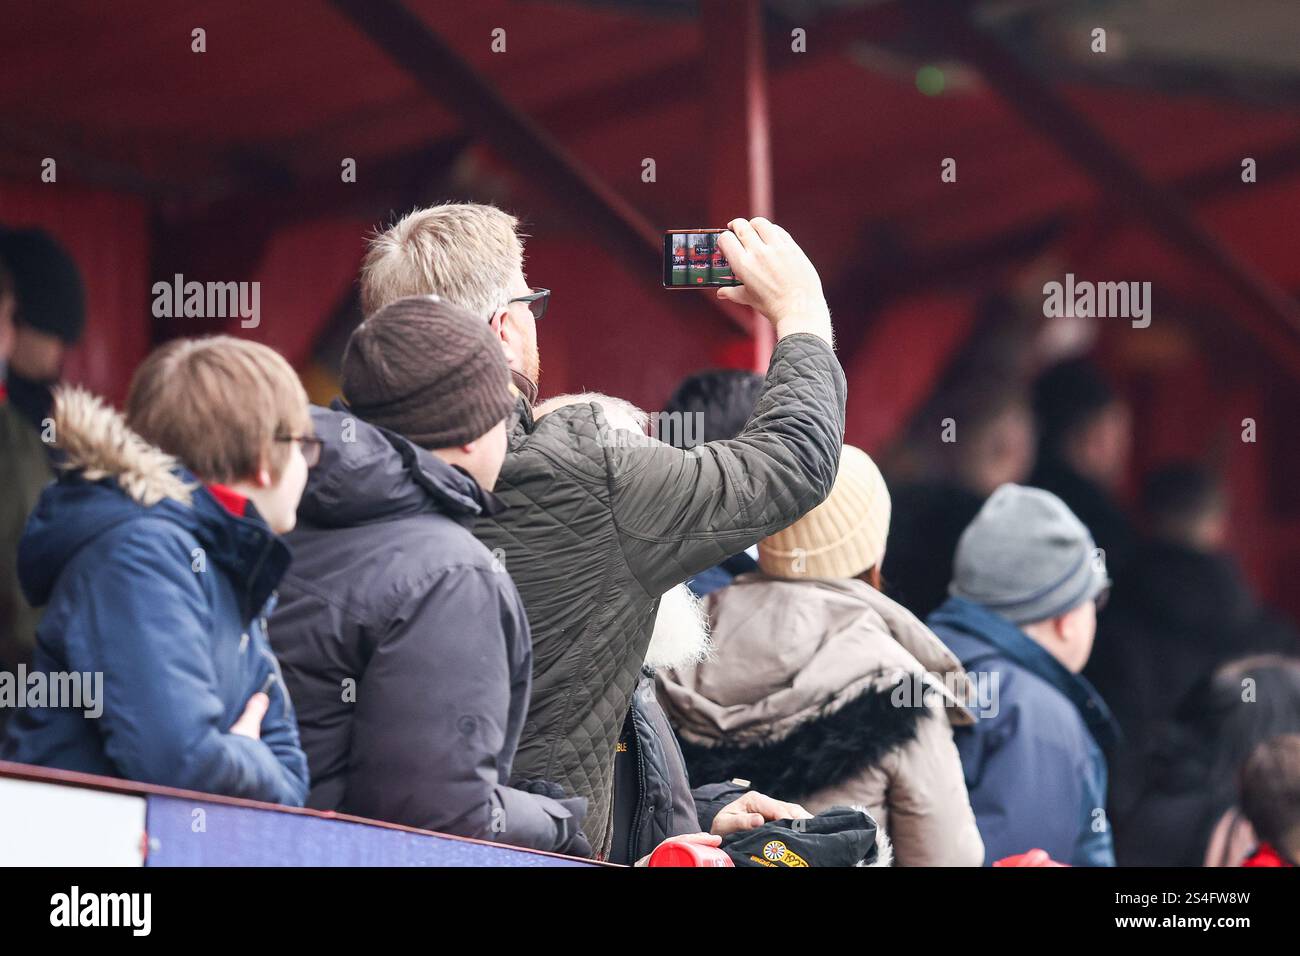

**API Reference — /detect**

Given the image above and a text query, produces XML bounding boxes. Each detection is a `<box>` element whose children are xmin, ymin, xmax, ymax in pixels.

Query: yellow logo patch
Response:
<box><xmin>753</xmin><ymin>839</ymin><xmax>809</xmax><ymax>867</ymax></box>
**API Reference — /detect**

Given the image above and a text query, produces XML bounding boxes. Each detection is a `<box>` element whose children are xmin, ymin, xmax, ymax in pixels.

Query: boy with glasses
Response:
<box><xmin>3</xmin><ymin>336</ymin><xmax>313</xmax><ymax>806</ymax></box>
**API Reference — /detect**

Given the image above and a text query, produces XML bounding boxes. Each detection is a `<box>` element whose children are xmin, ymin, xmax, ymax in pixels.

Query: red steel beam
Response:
<box><xmin>843</xmin><ymin>292</ymin><xmax>983</xmax><ymax>455</ymax></box>
<box><xmin>913</xmin><ymin>1</ymin><xmax>1300</xmax><ymax>377</ymax></box>
<box><xmin>258</xmin><ymin>3</ymin><xmax>908</xmax><ymax>202</ymax></box>
<box><xmin>326</xmin><ymin>0</ymin><xmax>752</xmax><ymax>336</ymax></box>
<box><xmin>703</xmin><ymin>0</ymin><xmax>776</xmax><ymax>370</ymax></box>
<box><xmin>152</xmin><ymin>3</ymin><xmax>910</xmax><ymax>234</ymax></box>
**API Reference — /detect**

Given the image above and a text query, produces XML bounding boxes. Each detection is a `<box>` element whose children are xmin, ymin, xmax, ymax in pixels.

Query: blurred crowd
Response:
<box><xmin>0</xmin><ymin>206</ymin><xmax>1296</xmax><ymax>867</ymax></box>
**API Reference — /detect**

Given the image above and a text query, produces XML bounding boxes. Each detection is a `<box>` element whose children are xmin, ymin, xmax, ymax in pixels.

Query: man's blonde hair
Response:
<box><xmin>360</xmin><ymin>203</ymin><xmax>524</xmax><ymax>320</ymax></box>
<box><xmin>125</xmin><ymin>336</ymin><xmax>310</xmax><ymax>484</ymax></box>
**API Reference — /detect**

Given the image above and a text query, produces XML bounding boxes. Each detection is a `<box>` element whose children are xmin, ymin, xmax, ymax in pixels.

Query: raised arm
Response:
<box><xmin>607</xmin><ymin>219</ymin><xmax>847</xmax><ymax>597</ymax></box>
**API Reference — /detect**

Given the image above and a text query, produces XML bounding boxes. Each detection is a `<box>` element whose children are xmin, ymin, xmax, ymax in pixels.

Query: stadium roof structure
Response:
<box><xmin>3</xmin><ymin>0</ymin><xmax>1299</xmax><ymax>608</ymax></box>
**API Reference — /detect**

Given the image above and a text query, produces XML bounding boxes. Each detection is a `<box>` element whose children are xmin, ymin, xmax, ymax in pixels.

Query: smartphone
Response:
<box><xmin>663</xmin><ymin>228</ymin><xmax>741</xmax><ymax>288</ymax></box>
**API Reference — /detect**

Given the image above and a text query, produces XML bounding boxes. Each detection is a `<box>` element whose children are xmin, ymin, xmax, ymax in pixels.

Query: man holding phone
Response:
<box><xmin>358</xmin><ymin>205</ymin><xmax>846</xmax><ymax>857</ymax></box>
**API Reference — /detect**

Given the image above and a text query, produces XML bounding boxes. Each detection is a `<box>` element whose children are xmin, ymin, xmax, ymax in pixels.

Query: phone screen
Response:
<box><xmin>663</xmin><ymin>229</ymin><xmax>740</xmax><ymax>288</ymax></box>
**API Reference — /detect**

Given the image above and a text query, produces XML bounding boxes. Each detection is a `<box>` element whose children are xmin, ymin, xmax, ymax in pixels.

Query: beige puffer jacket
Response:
<box><xmin>657</xmin><ymin>574</ymin><xmax>984</xmax><ymax>866</ymax></box>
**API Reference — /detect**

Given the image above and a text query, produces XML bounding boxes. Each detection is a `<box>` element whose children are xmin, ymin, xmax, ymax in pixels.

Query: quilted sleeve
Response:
<box><xmin>607</xmin><ymin>333</ymin><xmax>846</xmax><ymax>597</ymax></box>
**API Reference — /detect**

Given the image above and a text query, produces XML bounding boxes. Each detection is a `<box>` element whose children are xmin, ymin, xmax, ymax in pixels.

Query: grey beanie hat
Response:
<box><xmin>950</xmin><ymin>483</ymin><xmax>1110</xmax><ymax>625</ymax></box>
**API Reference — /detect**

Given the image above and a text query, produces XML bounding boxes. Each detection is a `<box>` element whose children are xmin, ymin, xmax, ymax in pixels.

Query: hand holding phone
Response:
<box><xmin>716</xmin><ymin>218</ymin><xmax>833</xmax><ymax>347</ymax></box>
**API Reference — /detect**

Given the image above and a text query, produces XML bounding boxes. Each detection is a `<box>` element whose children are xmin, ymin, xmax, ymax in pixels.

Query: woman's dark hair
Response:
<box><xmin>1166</xmin><ymin>655</ymin><xmax>1300</xmax><ymax>803</ymax></box>
<box><xmin>1240</xmin><ymin>733</ymin><xmax>1300</xmax><ymax>858</ymax></box>
<box><xmin>0</xmin><ymin>250</ymin><xmax>13</xmax><ymax>303</ymax></box>
<box><xmin>662</xmin><ymin>368</ymin><xmax>765</xmax><ymax>448</ymax></box>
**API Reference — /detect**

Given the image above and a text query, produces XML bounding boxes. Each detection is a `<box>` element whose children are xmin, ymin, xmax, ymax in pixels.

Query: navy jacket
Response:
<box><xmin>269</xmin><ymin>405</ymin><xmax>588</xmax><ymax>854</ymax></box>
<box><xmin>928</xmin><ymin>596</ymin><xmax>1118</xmax><ymax>867</ymax></box>
<box><xmin>2</xmin><ymin>442</ymin><xmax>309</xmax><ymax>806</ymax></box>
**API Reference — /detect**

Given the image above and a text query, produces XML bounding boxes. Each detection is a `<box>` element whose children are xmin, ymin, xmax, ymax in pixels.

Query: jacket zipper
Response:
<box><xmin>627</xmin><ymin>712</ymin><xmax>648</xmax><ymax>863</ymax></box>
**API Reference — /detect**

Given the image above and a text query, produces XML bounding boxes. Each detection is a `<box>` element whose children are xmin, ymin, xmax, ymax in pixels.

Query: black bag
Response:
<box><xmin>721</xmin><ymin>806</ymin><xmax>879</xmax><ymax>867</ymax></box>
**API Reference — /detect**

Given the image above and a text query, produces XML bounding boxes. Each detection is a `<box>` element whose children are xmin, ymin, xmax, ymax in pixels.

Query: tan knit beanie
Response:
<box><xmin>758</xmin><ymin>445</ymin><xmax>891</xmax><ymax>580</ymax></box>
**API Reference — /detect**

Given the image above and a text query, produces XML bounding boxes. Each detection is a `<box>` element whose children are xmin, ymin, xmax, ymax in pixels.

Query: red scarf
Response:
<box><xmin>1241</xmin><ymin>843</ymin><xmax>1294</xmax><ymax>867</ymax></box>
<box><xmin>206</xmin><ymin>483</ymin><xmax>250</xmax><ymax>518</ymax></box>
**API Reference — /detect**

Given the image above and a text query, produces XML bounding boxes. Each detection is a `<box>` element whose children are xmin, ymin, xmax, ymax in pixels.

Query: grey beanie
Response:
<box><xmin>951</xmin><ymin>484</ymin><xmax>1110</xmax><ymax>625</ymax></box>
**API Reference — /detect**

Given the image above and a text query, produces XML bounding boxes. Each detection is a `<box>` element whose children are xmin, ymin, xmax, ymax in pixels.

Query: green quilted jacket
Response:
<box><xmin>474</xmin><ymin>332</ymin><xmax>847</xmax><ymax>856</ymax></box>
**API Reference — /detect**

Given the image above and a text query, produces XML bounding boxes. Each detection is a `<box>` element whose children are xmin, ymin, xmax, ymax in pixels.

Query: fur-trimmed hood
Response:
<box><xmin>18</xmin><ymin>386</ymin><xmax>287</xmax><ymax>620</ymax></box>
<box><xmin>50</xmin><ymin>385</ymin><xmax>193</xmax><ymax>507</ymax></box>
<box><xmin>657</xmin><ymin>575</ymin><xmax>974</xmax><ymax>798</ymax></box>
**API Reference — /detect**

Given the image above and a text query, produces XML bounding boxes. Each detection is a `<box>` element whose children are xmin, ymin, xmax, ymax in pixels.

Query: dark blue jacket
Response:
<box><xmin>2</xmin><ymin>439</ymin><xmax>309</xmax><ymax>806</ymax></box>
<box><xmin>928</xmin><ymin>596</ymin><xmax>1118</xmax><ymax>867</ymax></box>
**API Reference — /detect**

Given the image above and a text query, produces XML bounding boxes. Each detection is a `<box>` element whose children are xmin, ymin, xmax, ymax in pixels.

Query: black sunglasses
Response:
<box><xmin>507</xmin><ymin>287</ymin><xmax>550</xmax><ymax>321</ymax></box>
<box><xmin>276</xmin><ymin>434</ymin><xmax>324</xmax><ymax>468</ymax></box>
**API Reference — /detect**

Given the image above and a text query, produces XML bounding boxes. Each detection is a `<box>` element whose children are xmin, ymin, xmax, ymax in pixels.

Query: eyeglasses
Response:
<box><xmin>507</xmin><ymin>287</ymin><xmax>550</xmax><ymax>321</ymax></box>
<box><xmin>276</xmin><ymin>434</ymin><xmax>324</xmax><ymax>468</ymax></box>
